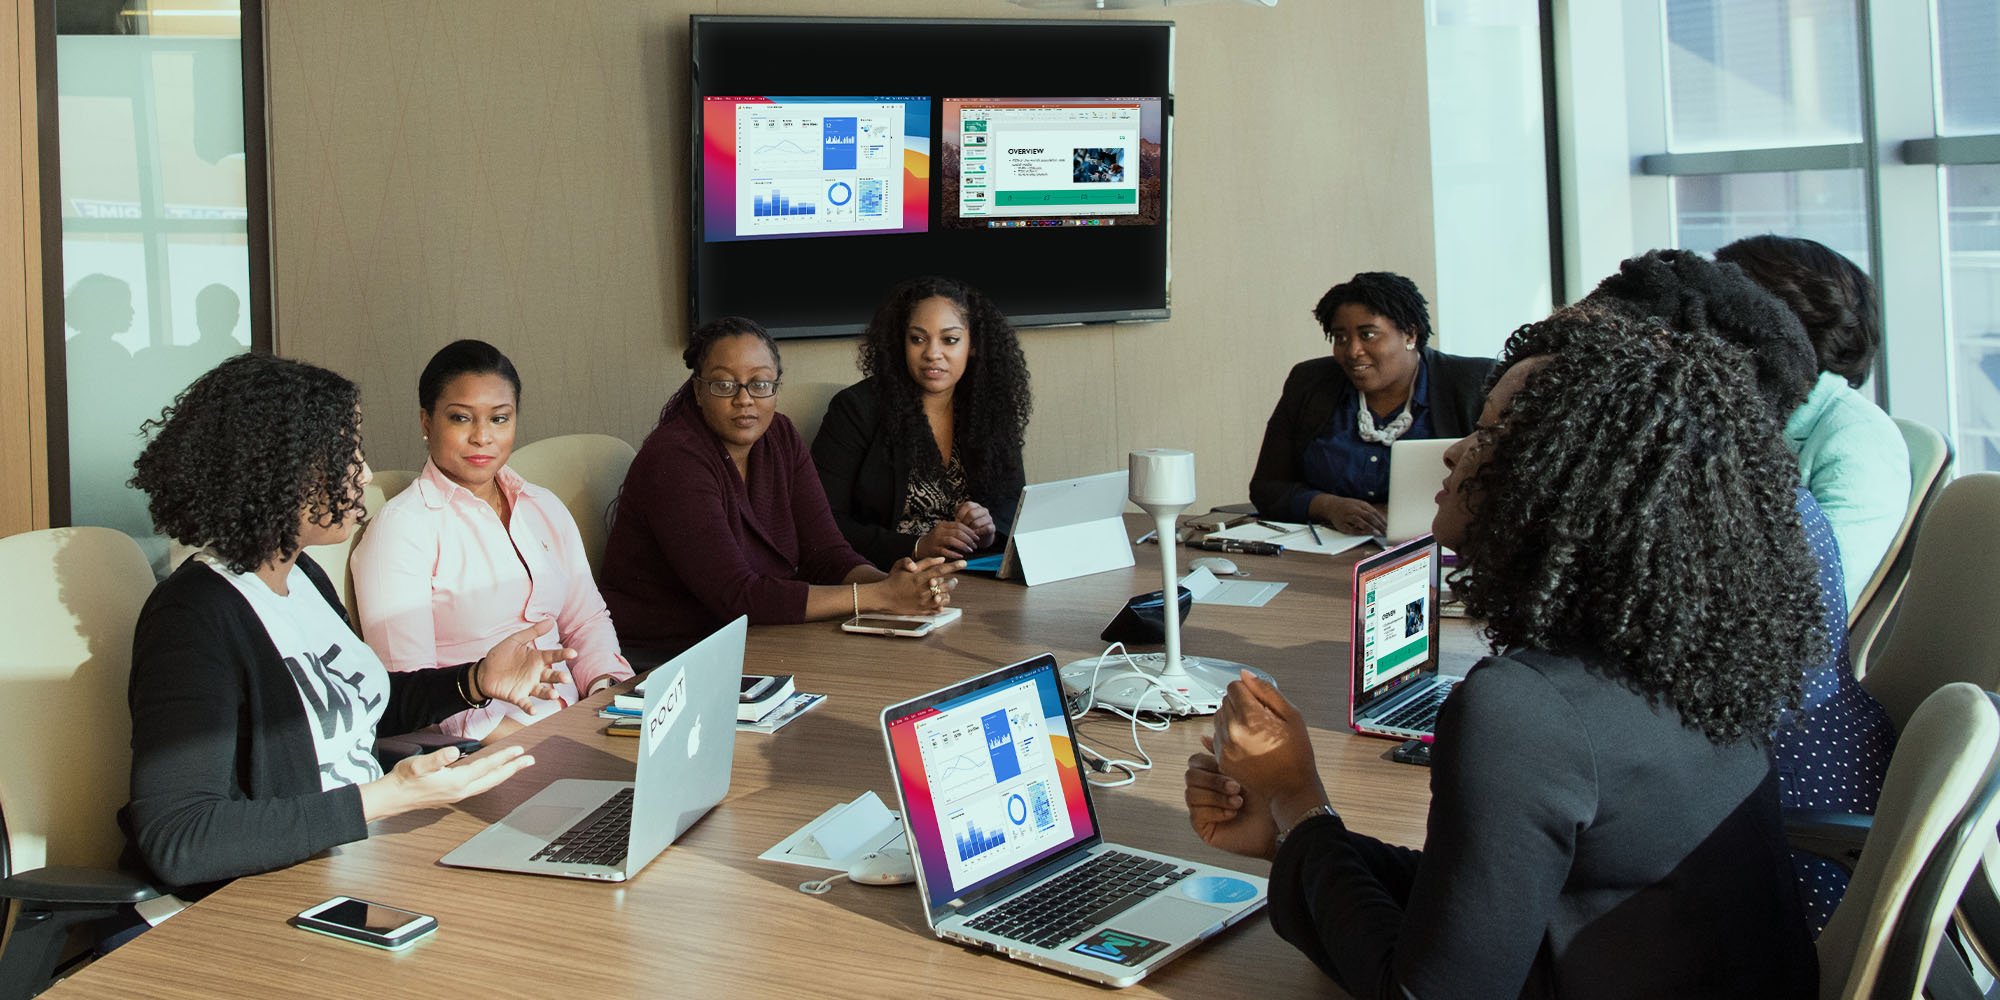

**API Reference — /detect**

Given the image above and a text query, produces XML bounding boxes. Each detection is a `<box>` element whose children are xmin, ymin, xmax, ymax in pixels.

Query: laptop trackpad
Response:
<box><xmin>1111</xmin><ymin>897</ymin><xmax>1230</xmax><ymax>942</ymax></box>
<box><xmin>505</xmin><ymin>805</ymin><xmax>587</xmax><ymax>840</ymax></box>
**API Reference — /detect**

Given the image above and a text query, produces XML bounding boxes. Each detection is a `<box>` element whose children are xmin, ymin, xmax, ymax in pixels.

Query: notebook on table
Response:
<box><xmin>880</xmin><ymin>654</ymin><xmax>1266</xmax><ymax>988</ymax></box>
<box><xmin>438</xmin><ymin>615</ymin><xmax>745</xmax><ymax>881</ymax></box>
<box><xmin>1348</xmin><ymin>535</ymin><xmax>1460</xmax><ymax>740</ymax></box>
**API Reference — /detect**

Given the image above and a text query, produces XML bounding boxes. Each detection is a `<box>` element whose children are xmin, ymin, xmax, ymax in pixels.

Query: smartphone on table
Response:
<box><xmin>840</xmin><ymin>606</ymin><xmax>962</xmax><ymax>638</ymax></box>
<box><xmin>290</xmin><ymin>896</ymin><xmax>438</xmax><ymax>950</ymax></box>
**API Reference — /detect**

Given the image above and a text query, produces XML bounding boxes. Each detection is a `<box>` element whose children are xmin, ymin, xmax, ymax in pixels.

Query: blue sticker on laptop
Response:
<box><xmin>1072</xmin><ymin>929</ymin><xmax>1167</xmax><ymax>966</ymax></box>
<box><xmin>1179</xmin><ymin>875</ymin><xmax>1259</xmax><ymax>904</ymax></box>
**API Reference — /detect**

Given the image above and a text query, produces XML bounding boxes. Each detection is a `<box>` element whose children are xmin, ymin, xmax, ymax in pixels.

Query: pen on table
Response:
<box><xmin>1307</xmin><ymin>522</ymin><xmax>1322</xmax><ymax>544</ymax></box>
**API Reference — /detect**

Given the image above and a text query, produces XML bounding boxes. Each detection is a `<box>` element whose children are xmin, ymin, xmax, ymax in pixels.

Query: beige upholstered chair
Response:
<box><xmin>1848</xmin><ymin>417</ymin><xmax>1952</xmax><ymax>678</ymax></box>
<box><xmin>506</xmin><ymin>435</ymin><xmax>636</xmax><ymax>576</ymax></box>
<box><xmin>0</xmin><ymin>527</ymin><xmax>159</xmax><ymax>994</ymax></box>
<box><xmin>776</xmin><ymin>379</ymin><xmax>850</xmax><ymax>451</ymax></box>
<box><xmin>301</xmin><ymin>470</ymin><xmax>412</xmax><ymax>625</ymax></box>
<box><xmin>1812</xmin><ymin>683</ymin><xmax>2000</xmax><ymax>1000</ymax></box>
<box><xmin>1858</xmin><ymin>473</ymin><xmax>2000</xmax><ymax>730</ymax></box>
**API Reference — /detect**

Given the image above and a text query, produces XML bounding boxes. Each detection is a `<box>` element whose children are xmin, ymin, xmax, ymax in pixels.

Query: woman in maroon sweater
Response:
<box><xmin>602</xmin><ymin>317</ymin><xmax>962</xmax><ymax>654</ymax></box>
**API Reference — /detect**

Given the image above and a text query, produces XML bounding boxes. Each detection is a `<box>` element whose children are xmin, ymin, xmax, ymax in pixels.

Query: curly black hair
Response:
<box><xmin>1453</xmin><ymin>306</ymin><xmax>1826</xmax><ymax>743</ymax></box>
<box><xmin>856</xmin><ymin>276</ymin><xmax>1031</xmax><ymax>499</ymax></box>
<box><xmin>1715</xmin><ymin>235</ymin><xmax>1879</xmax><ymax>389</ymax></box>
<box><xmin>1311</xmin><ymin>272</ymin><xmax>1432</xmax><ymax>350</ymax></box>
<box><xmin>129</xmin><ymin>352</ymin><xmax>366</xmax><ymax>575</ymax></box>
<box><xmin>656</xmin><ymin>316</ymin><xmax>784</xmax><ymax>426</ymax></box>
<box><xmin>1582</xmin><ymin>249</ymin><xmax>1818</xmax><ymax>415</ymax></box>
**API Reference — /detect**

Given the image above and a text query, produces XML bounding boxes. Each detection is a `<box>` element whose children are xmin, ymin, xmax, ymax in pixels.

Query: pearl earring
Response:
<box><xmin>1404</xmin><ymin>343</ymin><xmax>1415</xmax><ymax>351</ymax></box>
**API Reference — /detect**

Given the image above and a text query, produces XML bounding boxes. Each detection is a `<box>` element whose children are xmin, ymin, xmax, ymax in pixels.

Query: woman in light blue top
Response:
<box><xmin>1718</xmin><ymin>235</ymin><xmax>1909</xmax><ymax>610</ymax></box>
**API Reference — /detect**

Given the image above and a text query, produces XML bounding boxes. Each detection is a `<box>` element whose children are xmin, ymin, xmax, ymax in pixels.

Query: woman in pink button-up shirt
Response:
<box><xmin>352</xmin><ymin>341</ymin><xmax>632</xmax><ymax>740</ymax></box>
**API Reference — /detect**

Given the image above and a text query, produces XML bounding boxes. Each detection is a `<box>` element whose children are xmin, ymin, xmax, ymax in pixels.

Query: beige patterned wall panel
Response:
<box><xmin>266</xmin><ymin>1</ymin><xmax>1434</xmax><ymax>507</ymax></box>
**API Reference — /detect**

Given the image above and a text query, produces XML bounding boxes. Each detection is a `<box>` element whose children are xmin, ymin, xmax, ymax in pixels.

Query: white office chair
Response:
<box><xmin>1811</xmin><ymin>683</ymin><xmax>2000</xmax><ymax>999</ymax></box>
<box><xmin>506</xmin><ymin>434</ymin><xmax>635</xmax><ymax>576</ymax></box>
<box><xmin>0</xmin><ymin>528</ymin><xmax>160</xmax><ymax>996</ymax></box>
<box><xmin>1848</xmin><ymin>417</ymin><xmax>1951</xmax><ymax>679</ymax></box>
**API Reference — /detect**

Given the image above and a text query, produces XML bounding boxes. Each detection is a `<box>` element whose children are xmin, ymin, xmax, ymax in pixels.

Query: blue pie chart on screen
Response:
<box><xmin>827</xmin><ymin>181</ymin><xmax>853</xmax><ymax>206</ymax></box>
<box><xmin>1007</xmin><ymin>793</ymin><xmax>1028</xmax><ymax>825</ymax></box>
<box><xmin>1180</xmin><ymin>876</ymin><xmax>1259</xmax><ymax>904</ymax></box>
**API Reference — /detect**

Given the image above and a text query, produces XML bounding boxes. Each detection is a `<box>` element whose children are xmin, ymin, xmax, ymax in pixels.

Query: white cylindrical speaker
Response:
<box><xmin>1129</xmin><ymin>448</ymin><xmax>1195</xmax><ymax>508</ymax></box>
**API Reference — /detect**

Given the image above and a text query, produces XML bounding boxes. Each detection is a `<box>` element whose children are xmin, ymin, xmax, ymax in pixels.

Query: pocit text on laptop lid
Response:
<box><xmin>880</xmin><ymin>654</ymin><xmax>1267</xmax><ymax>988</ymax></box>
<box><xmin>437</xmin><ymin>615</ymin><xmax>744</xmax><ymax>880</ymax></box>
<box><xmin>1349</xmin><ymin>535</ymin><xmax>1458</xmax><ymax>740</ymax></box>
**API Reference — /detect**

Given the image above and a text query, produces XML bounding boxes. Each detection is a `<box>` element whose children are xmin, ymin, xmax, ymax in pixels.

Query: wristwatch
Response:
<box><xmin>1275</xmin><ymin>803</ymin><xmax>1339</xmax><ymax>849</ymax></box>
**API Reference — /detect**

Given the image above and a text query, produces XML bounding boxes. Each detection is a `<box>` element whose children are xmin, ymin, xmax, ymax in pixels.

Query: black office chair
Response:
<box><xmin>0</xmin><ymin>809</ymin><xmax>156</xmax><ymax>1000</ymax></box>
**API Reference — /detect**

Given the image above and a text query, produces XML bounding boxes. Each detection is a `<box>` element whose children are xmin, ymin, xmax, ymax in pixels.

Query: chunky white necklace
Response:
<box><xmin>1355</xmin><ymin>397</ymin><xmax>1415</xmax><ymax>445</ymax></box>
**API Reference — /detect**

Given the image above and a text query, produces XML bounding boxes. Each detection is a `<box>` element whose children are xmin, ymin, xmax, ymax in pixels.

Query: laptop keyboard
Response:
<box><xmin>963</xmin><ymin>850</ymin><xmax>1195</xmax><ymax>950</ymax></box>
<box><xmin>530</xmin><ymin>788</ymin><xmax>634</xmax><ymax>867</ymax></box>
<box><xmin>1375</xmin><ymin>677</ymin><xmax>1459</xmax><ymax>733</ymax></box>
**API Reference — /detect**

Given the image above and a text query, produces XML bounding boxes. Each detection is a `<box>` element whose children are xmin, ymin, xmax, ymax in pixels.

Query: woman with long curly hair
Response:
<box><xmin>811</xmin><ymin>276</ymin><xmax>1030</xmax><ymax>568</ymax></box>
<box><xmin>1184</xmin><ymin>309</ymin><xmax>1821</xmax><ymax>997</ymax></box>
<box><xmin>123</xmin><ymin>352</ymin><xmax>571</xmax><ymax>897</ymax></box>
<box><xmin>601</xmin><ymin>317</ymin><xmax>961</xmax><ymax>654</ymax></box>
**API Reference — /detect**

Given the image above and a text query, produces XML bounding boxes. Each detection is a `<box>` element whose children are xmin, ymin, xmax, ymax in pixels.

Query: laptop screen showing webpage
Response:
<box><xmin>886</xmin><ymin>657</ymin><xmax>1099</xmax><ymax>918</ymax></box>
<box><xmin>1352</xmin><ymin>537</ymin><xmax>1439</xmax><ymax>713</ymax></box>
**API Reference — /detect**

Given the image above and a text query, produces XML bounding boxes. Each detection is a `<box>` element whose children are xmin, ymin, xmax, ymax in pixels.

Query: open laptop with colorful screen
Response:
<box><xmin>1349</xmin><ymin>534</ymin><xmax>1459</xmax><ymax>740</ymax></box>
<box><xmin>881</xmin><ymin>654</ymin><xmax>1266</xmax><ymax>988</ymax></box>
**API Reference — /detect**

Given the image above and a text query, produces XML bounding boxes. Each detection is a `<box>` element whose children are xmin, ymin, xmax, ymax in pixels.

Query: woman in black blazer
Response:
<box><xmin>812</xmin><ymin>277</ymin><xmax>1030</xmax><ymax>569</ymax></box>
<box><xmin>1248</xmin><ymin>272</ymin><xmax>1494</xmax><ymax>536</ymax></box>
<box><xmin>121</xmin><ymin>353</ymin><xmax>571</xmax><ymax>896</ymax></box>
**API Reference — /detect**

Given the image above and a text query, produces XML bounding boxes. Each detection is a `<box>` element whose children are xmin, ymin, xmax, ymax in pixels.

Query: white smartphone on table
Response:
<box><xmin>290</xmin><ymin>896</ymin><xmax>438</xmax><ymax>951</ymax></box>
<box><xmin>841</xmin><ymin>606</ymin><xmax>962</xmax><ymax>638</ymax></box>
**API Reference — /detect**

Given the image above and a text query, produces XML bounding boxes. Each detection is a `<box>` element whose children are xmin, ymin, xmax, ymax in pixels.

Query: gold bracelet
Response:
<box><xmin>852</xmin><ymin>582</ymin><xmax>860</xmax><ymax>619</ymax></box>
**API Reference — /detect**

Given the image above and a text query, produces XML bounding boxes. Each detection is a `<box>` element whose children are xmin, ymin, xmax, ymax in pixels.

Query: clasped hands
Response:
<box><xmin>914</xmin><ymin>500</ymin><xmax>997</xmax><ymax>560</ymax></box>
<box><xmin>1184</xmin><ymin>671</ymin><xmax>1330</xmax><ymax>862</ymax></box>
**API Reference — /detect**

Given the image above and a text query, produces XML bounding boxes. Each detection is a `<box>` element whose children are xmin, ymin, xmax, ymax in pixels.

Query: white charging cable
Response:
<box><xmin>1066</xmin><ymin>642</ymin><xmax>1193</xmax><ymax>787</ymax></box>
<box><xmin>798</xmin><ymin>872</ymin><xmax>847</xmax><ymax>895</ymax></box>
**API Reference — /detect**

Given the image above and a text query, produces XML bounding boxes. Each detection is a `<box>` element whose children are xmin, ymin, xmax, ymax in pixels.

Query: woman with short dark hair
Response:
<box><xmin>601</xmin><ymin>317</ymin><xmax>962</xmax><ymax>654</ymax></box>
<box><xmin>1248</xmin><ymin>271</ymin><xmax>1494</xmax><ymax>536</ymax></box>
<box><xmin>812</xmin><ymin>276</ymin><xmax>1030</xmax><ymax>568</ymax></box>
<box><xmin>1187</xmin><ymin>309</ymin><xmax>1821</xmax><ymax>997</ymax></box>
<box><xmin>352</xmin><ymin>339</ymin><xmax>633</xmax><ymax>741</ymax></box>
<box><xmin>123</xmin><ymin>352</ymin><xmax>569</xmax><ymax>896</ymax></box>
<box><xmin>1714</xmin><ymin>235</ymin><xmax>1909</xmax><ymax>608</ymax></box>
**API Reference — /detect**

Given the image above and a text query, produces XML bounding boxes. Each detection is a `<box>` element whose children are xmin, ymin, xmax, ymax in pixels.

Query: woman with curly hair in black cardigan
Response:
<box><xmin>1184</xmin><ymin>308</ymin><xmax>1821</xmax><ymax>997</ymax></box>
<box><xmin>122</xmin><ymin>353</ymin><xmax>572</xmax><ymax>897</ymax></box>
<box><xmin>811</xmin><ymin>276</ymin><xmax>1031</xmax><ymax>568</ymax></box>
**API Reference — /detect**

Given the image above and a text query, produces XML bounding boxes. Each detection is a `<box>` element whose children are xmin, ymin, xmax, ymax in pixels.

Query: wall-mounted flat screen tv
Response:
<box><xmin>691</xmin><ymin>16</ymin><xmax>1173</xmax><ymax>338</ymax></box>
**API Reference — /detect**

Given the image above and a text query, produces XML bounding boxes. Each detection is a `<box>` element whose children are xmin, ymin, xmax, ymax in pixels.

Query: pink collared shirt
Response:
<box><xmin>351</xmin><ymin>461</ymin><xmax>632</xmax><ymax>739</ymax></box>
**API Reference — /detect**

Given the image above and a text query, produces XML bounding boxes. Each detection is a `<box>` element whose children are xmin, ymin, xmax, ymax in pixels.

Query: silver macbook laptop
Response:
<box><xmin>1348</xmin><ymin>536</ymin><xmax>1460</xmax><ymax>740</ymax></box>
<box><xmin>881</xmin><ymin>654</ymin><xmax>1266</xmax><ymax>988</ymax></box>
<box><xmin>1382</xmin><ymin>438</ymin><xmax>1454</xmax><ymax>545</ymax></box>
<box><xmin>439</xmin><ymin>615</ymin><xmax>745</xmax><ymax>880</ymax></box>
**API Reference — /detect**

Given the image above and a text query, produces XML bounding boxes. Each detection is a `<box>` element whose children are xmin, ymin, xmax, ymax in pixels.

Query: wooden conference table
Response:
<box><xmin>54</xmin><ymin>522</ymin><xmax>1482</xmax><ymax>999</ymax></box>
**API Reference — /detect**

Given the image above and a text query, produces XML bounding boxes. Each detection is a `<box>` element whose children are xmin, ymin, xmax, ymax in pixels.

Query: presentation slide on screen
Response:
<box><xmin>1359</xmin><ymin>550</ymin><xmax>1433</xmax><ymax>693</ymax></box>
<box><xmin>941</xmin><ymin>98</ymin><xmax>1163</xmax><ymax>230</ymax></box>
<box><xmin>887</xmin><ymin>668</ymin><xmax>1094</xmax><ymax>899</ymax></box>
<box><xmin>701</xmin><ymin>96</ymin><xmax>930</xmax><ymax>242</ymax></box>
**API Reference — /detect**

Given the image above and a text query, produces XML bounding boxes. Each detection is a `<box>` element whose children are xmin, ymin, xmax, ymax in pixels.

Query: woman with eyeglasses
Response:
<box><xmin>351</xmin><ymin>340</ymin><xmax>634</xmax><ymax>742</ymax></box>
<box><xmin>600</xmin><ymin>317</ymin><xmax>963</xmax><ymax>656</ymax></box>
<box><xmin>812</xmin><ymin>276</ymin><xmax>1030</xmax><ymax>569</ymax></box>
<box><xmin>1249</xmin><ymin>272</ymin><xmax>1495</xmax><ymax>537</ymax></box>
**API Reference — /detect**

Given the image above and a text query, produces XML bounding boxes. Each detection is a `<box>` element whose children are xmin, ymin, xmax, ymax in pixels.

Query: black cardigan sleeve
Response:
<box><xmin>123</xmin><ymin>571</ymin><xmax>371</xmax><ymax>892</ymax></box>
<box><xmin>1266</xmin><ymin>657</ymin><xmax>1593</xmax><ymax>999</ymax></box>
<box><xmin>983</xmin><ymin>438</ymin><xmax>1026</xmax><ymax>545</ymax></box>
<box><xmin>811</xmin><ymin>383</ymin><xmax>924</xmax><ymax>569</ymax></box>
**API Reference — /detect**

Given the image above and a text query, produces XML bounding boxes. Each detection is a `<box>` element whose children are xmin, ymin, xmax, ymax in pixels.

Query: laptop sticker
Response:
<box><xmin>1071</xmin><ymin>929</ymin><xmax>1167</xmax><ymax>967</ymax></box>
<box><xmin>646</xmin><ymin>666</ymin><xmax>687</xmax><ymax>757</ymax></box>
<box><xmin>1179</xmin><ymin>875</ymin><xmax>1259</xmax><ymax>904</ymax></box>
